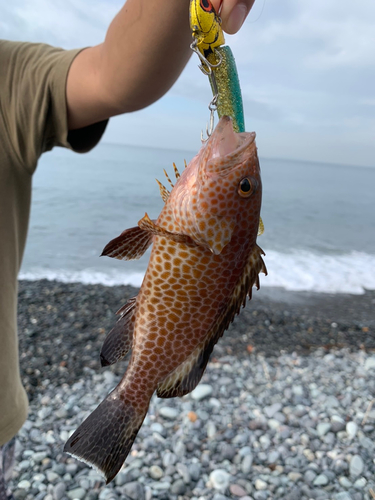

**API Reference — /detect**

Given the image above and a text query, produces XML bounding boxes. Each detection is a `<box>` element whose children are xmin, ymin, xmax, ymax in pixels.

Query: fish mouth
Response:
<box><xmin>209</xmin><ymin>116</ymin><xmax>256</xmax><ymax>160</ymax></box>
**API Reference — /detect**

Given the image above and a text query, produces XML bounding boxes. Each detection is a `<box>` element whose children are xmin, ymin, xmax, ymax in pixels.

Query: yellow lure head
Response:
<box><xmin>189</xmin><ymin>0</ymin><xmax>225</xmax><ymax>54</ymax></box>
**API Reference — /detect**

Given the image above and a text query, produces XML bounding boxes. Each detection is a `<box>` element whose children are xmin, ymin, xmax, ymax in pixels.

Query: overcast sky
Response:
<box><xmin>2</xmin><ymin>0</ymin><xmax>375</xmax><ymax>167</ymax></box>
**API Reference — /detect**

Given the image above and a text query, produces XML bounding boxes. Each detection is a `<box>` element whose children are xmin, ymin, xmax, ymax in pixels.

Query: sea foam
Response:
<box><xmin>19</xmin><ymin>250</ymin><xmax>375</xmax><ymax>295</ymax></box>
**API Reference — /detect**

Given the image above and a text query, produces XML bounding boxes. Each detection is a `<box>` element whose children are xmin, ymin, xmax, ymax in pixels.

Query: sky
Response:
<box><xmin>2</xmin><ymin>0</ymin><xmax>375</xmax><ymax>167</ymax></box>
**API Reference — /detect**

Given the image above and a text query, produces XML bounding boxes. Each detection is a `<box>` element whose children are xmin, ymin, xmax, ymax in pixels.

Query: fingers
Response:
<box><xmin>211</xmin><ymin>0</ymin><xmax>255</xmax><ymax>34</ymax></box>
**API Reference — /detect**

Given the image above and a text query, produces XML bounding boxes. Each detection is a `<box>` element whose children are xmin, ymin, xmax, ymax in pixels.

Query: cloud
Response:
<box><xmin>2</xmin><ymin>0</ymin><xmax>375</xmax><ymax>166</ymax></box>
<box><xmin>1</xmin><ymin>0</ymin><xmax>118</xmax><ymax>47</ymax></box>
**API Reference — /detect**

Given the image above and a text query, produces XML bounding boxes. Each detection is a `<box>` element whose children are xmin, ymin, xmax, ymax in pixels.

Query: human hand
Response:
<box><xmin>211</xmin><ymin>0</ymin><xmax>255</xmax><ymax>34</ymax></box>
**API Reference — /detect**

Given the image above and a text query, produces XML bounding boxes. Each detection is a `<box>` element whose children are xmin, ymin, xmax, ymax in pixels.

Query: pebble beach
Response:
<box><xmin>10</xmin><ymin>279</ymin><xmax>375</xmax><ymax>500</ymax></box>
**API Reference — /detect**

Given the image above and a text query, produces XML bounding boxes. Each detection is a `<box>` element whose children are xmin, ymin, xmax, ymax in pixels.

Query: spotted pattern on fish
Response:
<box><xmin>65</xmin><ymin>116</ymin><xmax>266</xmax><ymax>483</ymax></box>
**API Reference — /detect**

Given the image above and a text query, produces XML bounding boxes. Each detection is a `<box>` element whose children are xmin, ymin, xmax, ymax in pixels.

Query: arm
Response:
<box><xmin>66</xmin><ymin>0</ymin><xmax>255</xmax><ymax>130</ymax></box>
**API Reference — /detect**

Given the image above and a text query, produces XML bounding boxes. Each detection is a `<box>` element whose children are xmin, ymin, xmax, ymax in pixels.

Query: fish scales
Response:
<box><xmin>64</xmin><ymin>116</ymin><xmax>267</xmax><ymax>483</ymax></box>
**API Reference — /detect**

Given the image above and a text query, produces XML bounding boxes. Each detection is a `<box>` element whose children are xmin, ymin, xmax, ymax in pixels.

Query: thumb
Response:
<box><xmin>211</xmin><ymin>0</ymin><xmax>255</xmax><ymax>35</ymax></box>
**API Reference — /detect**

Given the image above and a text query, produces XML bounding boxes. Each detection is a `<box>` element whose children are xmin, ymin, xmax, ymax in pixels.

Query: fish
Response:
<box><xmin>64</xmin><ymin>115</ymin><xmax>267</xmax><ymax>484</ymax></box>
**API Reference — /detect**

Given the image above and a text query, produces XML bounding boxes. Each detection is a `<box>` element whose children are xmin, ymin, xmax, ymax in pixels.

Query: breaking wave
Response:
<box><xmin>19</xmin><ymin>250</ymin><xmax>375</xmax><ymax>295</ymax></box>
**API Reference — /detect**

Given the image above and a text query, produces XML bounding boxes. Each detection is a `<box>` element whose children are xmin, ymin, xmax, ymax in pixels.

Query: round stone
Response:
<box><xmin>158</xmin><ymin>407</ymin><xmax>179</xmax><ymax>419</ymax></box>
<box><xmin>67</xmin><ymin>488</ymin><xmax>87</xmax><ymax>500</ymax></box>
<box><xmin>191</xmin><ymin>384</ymin><xmax>213</xmax><ymax>401</ymax></box>
<box><xmin>346</xmin><ymin>421</ymin><xmax>358</xmax><ymax>439</ymax></box>
<box><xmin>350</xmin><ymin>455</ymin><xmax>364</xmax><ymax>477</ymax></box>
<box><xmin>229</xmin><ymin>484</ymin><xmax>248</xmax><ymax>497</ymax></box>
<box><xmin>149</xmin><ymin>465</ymin><xmax>164</xmax><ymax>479</ymax></box>
<box><xmin>242</xmin><ymin>454</ymin><xmax>253</xmax><ymax>474</ymax></box>
<box><xmin>122</xmin><ymin>482</ymin><xmax>145</xmax><ymax>500</ymax></box>
<box><xmin>313</xmin><ymin>474</ymin><xmax>329</xmax><ymax>486</ymax></box>
<box><xmin>170</xmin><ymin>479</ymin><xmax>186</xmax><ymax>495</ymax></box>
<box><xmin>317</xmin><ymin>422</ymin><xmax>331</xmax><ymax>437</ymax></box>
<box><xmin>255</xmin><ymin>479</ymin><xmax>267</xmax><ymax>490</ymax></box>
<box><xmin>209</xmin><ymin>469</ymin><xmax>230</xmax><ymax>491</ymax></box>
<box><xmin>17</xmin><ymin>480</ymin><xmax>31</xmax><ymax>490</ymax></box>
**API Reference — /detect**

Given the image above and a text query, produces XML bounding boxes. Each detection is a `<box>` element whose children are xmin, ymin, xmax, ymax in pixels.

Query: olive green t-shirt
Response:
<box><xmin>0</xmin><ymin>40</ymin><xmax>107</xmax><ymax>445</ymax></box>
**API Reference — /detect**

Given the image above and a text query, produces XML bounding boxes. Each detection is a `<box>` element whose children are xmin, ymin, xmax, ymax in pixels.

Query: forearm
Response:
<box><xmin>67</xmin><ymin>0</ymin><xmax>192</xmax><ymax>129</ymax></box>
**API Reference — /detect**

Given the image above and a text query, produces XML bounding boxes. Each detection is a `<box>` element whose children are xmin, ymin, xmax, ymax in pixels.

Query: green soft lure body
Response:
<box><xmin>207</xmin><ymin>46</ymin><xmax>245</xmax><ymax>133</ymax></box>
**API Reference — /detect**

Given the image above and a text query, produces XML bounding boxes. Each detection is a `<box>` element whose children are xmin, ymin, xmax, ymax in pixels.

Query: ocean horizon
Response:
<box><xmin>20</xmin><ymin>141</ymin><xmax>375</xmax><ymax>295</ymax></box>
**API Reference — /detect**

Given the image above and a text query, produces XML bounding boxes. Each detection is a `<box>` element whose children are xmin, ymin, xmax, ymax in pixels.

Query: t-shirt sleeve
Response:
<box><xmin>0</xmin><ymin>41</ymin><xmax>108</xmax><ymax>174</ymax></box>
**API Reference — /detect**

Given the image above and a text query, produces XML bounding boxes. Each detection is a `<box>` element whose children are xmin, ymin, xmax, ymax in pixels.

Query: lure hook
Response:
<box><xmin>190</xmin><ymin>40</ymin><xmax>223</xmax><ymax>76</ymax></box>
<box><xmin>201</xmin><ymin>92</ymin><xmax>218</xmax><ymax>142</ymax></box>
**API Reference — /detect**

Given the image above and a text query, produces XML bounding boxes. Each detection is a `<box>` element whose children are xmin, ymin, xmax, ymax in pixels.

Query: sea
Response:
<box><xmin>19</xmin><ymin>142</ymin><xmax>375</xmax><ymax>295</ymax></box>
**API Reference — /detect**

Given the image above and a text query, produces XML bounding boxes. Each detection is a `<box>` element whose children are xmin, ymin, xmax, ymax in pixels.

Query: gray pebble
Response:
<box><xmin>66</xmin><ymin>487</ymin><xmax>87</xmax><ymax>500</ymax></box>
<box><xmin>13</xmin><ymin>491</ymin><xmax>28</xmax><ymax>500</ymax></box>
<box><xmin>346</xmin><ymin>421</ymin><xmax>358</xmax><ymax>439</ymax></box>
<box><xmin>313</xmin><ymin>474</ymin><xmax>329</xmax><ymax>486</ymax></box>
<box><xmin>333</xmin><ymin>493</ymin><xmax>353</xmax><ymax>500</ymax></box>
<box><xmin>242</xmin><ymin>454</ymin><xmax>253</xmax><ymax>474</ymax></box>
<box><xmin>162</xmin><ymin>451</ymin><xmax>177</xmax><ymax>467</ymax></box>
<box><xmin>317</xmin><ymin>422</ymin><xmax>331</xmax><ymax>437</ymax></box>
<box><xmin>209</xmin><ymin>469</ymin><xmax>230</xmax><ymax>492</ymax></box>
<box><xmin>264</xmin><ymin>403</ymin><xmax>282</xmax><ymax>418</ymax></box>
<box><xmin>52</xmin><ymin>482</ymin><xmax>66</xmax><ymax>500</ymax></box>
<box><xmin>212</xmin><ymin>494</ymin><xmax>230</xmax><ymax>500</ymax></box>
<box><xmin>350</xmin><ymin>455</ymin><xmax>364</xmax><ymax>477</ymax></box>
<box><xmin>364</xmin><ymin>357</ymin><xmax>375</xmax><ymax>370</ymax></box>
<box><xmin>158</xmin><ymin>406</ymin><xmax>179</xmax><ymax>419</ymax></box>
<box><xmin>303</xmin><ymin>470</ymin><xmax>317</xmax><ymax>485</ymax></box>
<box><xmin>149</xmin><ymin>465</ymin><xmax>164</xmax><ymax>479</ymax></box>
<box><xmin>121</xmin><ymin>481</ymin><xmax>145</xmax><ymax>500</ymax></box>
<box><xmin>338</xmin><ymin>476</ymin><xmax>352</xmax><ymax>489</ymax></box>
<box><xmin>189</xmin><ymin>462</ymin><xmax>201</xmax><ymax>482</ymax></box>
<box><xmin>17</xmin><ymin>480</ymin><xmax>31</xmax><ymax>490</ymax></box>
<box><xmin>191</xmin><ymin>384</ymin><xmax>213</xmax><ymax>401</ymax></box>
<box><xmin>170</xmin><ymin>479</ymin><xmax>186</xmax><ymax>495</ymax></box>
<box><xmin>254</xmin><ymin>479</ymin><xmax>267</xmax><ymax>490</ymax></box>
<box><xmin>176</xmin><ymin>462</ymin><xmax>191</xmax><ymax>483</ymax></box>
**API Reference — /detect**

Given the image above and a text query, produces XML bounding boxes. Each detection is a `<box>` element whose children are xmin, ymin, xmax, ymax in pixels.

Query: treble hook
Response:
<box><xmin>201</xmin><ymin>93</ymin><xmax>218</xmax><ymax>142</ymax></box>
<box><xmin>190</xmin><ymin>40</ymin><xmax>223</xmax><ymax>76</ymax></box>
<box><xmin>190</xmin><ymin>40</ymin><xmax>222</xmax><ymax>142</ymax></box>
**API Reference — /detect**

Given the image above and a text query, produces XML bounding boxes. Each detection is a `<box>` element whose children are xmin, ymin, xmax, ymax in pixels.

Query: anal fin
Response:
<box><xmin>156</xmin><ymin>335</ymin><xmax>216</xmax><ymax>398</ymax></box>
<box><xmin>100</xmin><ymin>297</ymin><xmax>137</xmax><ymax>367</ymax></box>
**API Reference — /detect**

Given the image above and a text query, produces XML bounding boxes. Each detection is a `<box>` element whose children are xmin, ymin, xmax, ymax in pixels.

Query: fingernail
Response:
<box><xmin>226</xmin><ymin>4</ymin><xmax>248</xmax><ymax>34</ymax></box>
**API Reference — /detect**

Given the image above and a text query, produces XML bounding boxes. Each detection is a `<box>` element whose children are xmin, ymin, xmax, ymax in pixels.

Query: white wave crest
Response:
<box><xmin>262</xmin><ymin>250</ymin><xmax>375</xmax><ymax>295</ymax></box>
<box><xmin>19</xmin><ymin>250</ymin><xmax>375</xmax><ymax>295</ymax></box>
<box><xmin>18</xmin><ymin>269</ymin><xmax>145</xmax><ymax>288</ymax></box>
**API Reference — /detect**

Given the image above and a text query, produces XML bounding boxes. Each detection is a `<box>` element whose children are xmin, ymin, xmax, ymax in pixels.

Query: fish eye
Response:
<box><xmin>238</xmin><ymin>178</ymin><xmax>255</xmax><ymax>198</ymax></box>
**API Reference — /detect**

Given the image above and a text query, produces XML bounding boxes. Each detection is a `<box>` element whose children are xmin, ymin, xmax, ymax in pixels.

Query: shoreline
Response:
<box><xmin>11</xmin><ymin>279</ymin><xmax>375</xmax><ymax>499</ymax></box>
<box><xmin>17</xmin><ymin>279</ymin><xmax>374</xmax><ymax>403</ymax></box>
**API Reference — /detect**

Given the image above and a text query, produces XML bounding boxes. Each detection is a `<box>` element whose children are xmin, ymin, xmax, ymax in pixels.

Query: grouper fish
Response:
<box><xmin>64</xmin><ymin>115</ymin><xmax>267</xmax><ymax>483</ymax></box>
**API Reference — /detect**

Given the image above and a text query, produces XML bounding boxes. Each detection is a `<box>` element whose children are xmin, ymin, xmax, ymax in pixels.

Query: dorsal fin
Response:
<box><xmin>173</xmin><ymin>162</ymin><xmax>181</xmax><ymax>180</ymax></box>
<box><xmin>163</xmin><ymin>168</ymin><xmax>174</xmax><ymax>188</ymax></box>
<box><xmin>155</xmin><ymin>178</ymin><xmax>170</xmax><ymax>202</ymax></box>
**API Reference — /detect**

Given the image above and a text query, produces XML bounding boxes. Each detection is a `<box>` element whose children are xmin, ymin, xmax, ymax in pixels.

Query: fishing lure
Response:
<box><xmin>189</xmin><ymin>0</ymin><xmax>263</xmax><ymax>236</ymax></box>
<box><xmin>189</xmin><ymin>0</ymin><xmax>245</xmax><ymax>133</ymax></box>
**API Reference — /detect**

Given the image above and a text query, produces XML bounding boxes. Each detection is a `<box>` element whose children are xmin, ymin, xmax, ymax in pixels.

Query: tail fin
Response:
<box><xmin>64</xmin><ymin>389</ymin><xmax>146</xmax><ymax>483</ymax></box>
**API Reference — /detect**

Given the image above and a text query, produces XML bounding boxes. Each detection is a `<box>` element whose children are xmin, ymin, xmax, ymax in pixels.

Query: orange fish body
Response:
<box><xmin>64</xmin><ymin>116</ymin><xmax>266</xmax><ymax>483</ymax></box>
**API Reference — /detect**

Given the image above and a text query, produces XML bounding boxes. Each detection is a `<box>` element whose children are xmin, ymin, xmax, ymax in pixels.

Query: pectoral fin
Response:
<box><xmin>100</xmin><ymin>297</ymin><xmax>137</xmax><ymax>367</ymax></box>
<box><xmin>101</xmin><ymin>226</ymin><xmax>153</xmax><ymax>261</ymax></box>
<box><xmin>138</xmin><ymin>213</ymin><xmax>194</xmax><ymax>246</ymax></box>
